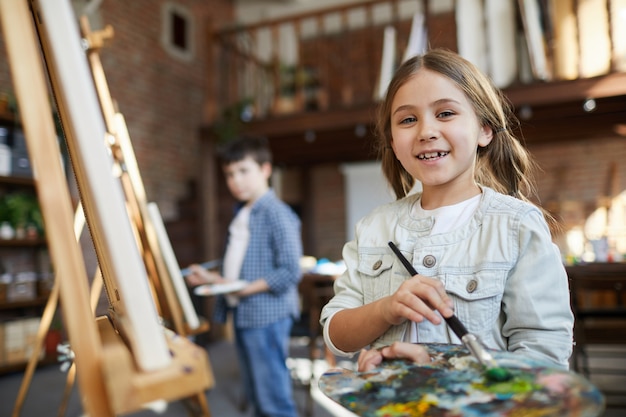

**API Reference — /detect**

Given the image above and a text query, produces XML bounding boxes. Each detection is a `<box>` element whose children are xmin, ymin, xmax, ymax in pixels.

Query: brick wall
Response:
<box><xmin>97</xmin><ymin>0</ymin><xmax>232</xmax><ymax>220</ymax></box>
<box><xmin>309</xmin><ymin>163</ymin><xmax>346</xmax><ymax>260</ymax></box>
<box><xmin>530</xmin><ymin>137</ymin><xmax>626</xmax><ymax>236</ymax></box>
<box><xmin>0</xmin><ymin>0</ymin><xmax>232</xmax><ymax>222</ymax></box>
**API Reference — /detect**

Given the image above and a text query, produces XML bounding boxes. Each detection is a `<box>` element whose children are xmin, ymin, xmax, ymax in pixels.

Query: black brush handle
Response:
<box><xmin>388</xmin><ymin>241</ymin><xmax>469</xmax><ymax>340</ymax></box>
<box><xmin>388</xmin><ymin>241</ymin><xmax>418</xmax><ymax>276</ymax></box>
<box><xmin>443</xmin><ymin>314</ymin><xmax>469</xmax><ymax>339</ymax></box>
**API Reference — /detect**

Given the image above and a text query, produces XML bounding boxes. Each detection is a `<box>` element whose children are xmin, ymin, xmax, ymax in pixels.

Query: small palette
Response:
<box><xmin>193</xmin><ymin>281</ymin><xmax>247</xmax><ymax>296</ymax></box>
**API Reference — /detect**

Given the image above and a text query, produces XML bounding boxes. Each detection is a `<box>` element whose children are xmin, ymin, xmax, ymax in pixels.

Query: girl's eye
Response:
<box><xmin>399</xmin><ymin>116</ymin><xmax>417</xmax><ymax>125</ymax></box>
<box><xmin>438</xmin><ymin>110</ymin><xmax>454</xmax><ymax>118</ymax></box>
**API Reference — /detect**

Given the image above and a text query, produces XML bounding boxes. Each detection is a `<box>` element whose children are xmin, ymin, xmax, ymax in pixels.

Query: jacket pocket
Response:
<box><xmin>444</xmin><ymin>271</ymin><xmax>506</xmax><ymax>341</ymax></box>
<box><xmin>357</xmin><ymin>252</ymin><xmax>396</xmax><ymax>304</ymax></box>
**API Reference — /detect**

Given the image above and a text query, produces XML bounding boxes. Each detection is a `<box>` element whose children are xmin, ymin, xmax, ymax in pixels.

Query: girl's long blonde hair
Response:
<box><xmin>375</xmin><ymin>48</ymin><xmax>559</xmax><ymax>232</ymax></box>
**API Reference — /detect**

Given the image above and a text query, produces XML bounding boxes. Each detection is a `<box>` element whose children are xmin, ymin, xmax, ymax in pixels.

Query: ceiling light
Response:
<box><xmin>518</xmin><ymin>105</ymin><xmax>532</xmax><ymax>120</ymax></box>
<box><xmin>354</xmin><ymin>124</ymin><xmax>367</xmax><ymax>138</ymax></box>
<box><xmin>583</xmin><ymin>98</ymin><xmax>596</xmax><ymax>112</ymax></box>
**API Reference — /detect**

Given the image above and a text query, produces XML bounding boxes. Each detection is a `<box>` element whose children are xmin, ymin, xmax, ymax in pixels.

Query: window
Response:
<box><xmin>161</xmin><ymin>2</ymin><xmax>194</xmax><ymax>62</ymax></box>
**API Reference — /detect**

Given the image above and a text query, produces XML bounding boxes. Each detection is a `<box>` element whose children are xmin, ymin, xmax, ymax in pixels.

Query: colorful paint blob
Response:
<box><xmin>319</xmin><ymin>343</ymin><xmax>604</xmax><ymax>417</ymax></box>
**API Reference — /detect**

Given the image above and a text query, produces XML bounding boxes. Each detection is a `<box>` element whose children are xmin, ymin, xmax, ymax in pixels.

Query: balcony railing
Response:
<box><xmin>211</xmin><ymin>0</ymin><xmax>626</xmax><ymax>132</ymax></box>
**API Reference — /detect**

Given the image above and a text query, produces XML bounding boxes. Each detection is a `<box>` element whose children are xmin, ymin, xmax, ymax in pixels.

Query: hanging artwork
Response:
<box><xmin>402</xmin><ymin>13</ymin><xmax>427</xmax><ymax>63</ymax></box>
<box><xmin>518</xmin><ymin>0</ymin><xmax>552</xmax><ymax>81</ymax></box>
<box><xmin>374</xmin><ymin>25</ymin><xmax>396</xmax><ymax>101</ymax></box>
<box><xmin>319</xmin><ymin>343</ymin><xmax>604</xmax><ymax>417</ymax></box>
<box><xmin>455</xmin><ymin>0</ymin><xmax>488</xmax><ymax>75</ymax></box>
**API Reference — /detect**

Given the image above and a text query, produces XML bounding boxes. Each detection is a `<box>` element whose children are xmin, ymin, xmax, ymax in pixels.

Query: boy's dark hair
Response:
<box><xmin>217</xmin><ymin>136</ymin><xmax>273</xmax><ymax>166</ymax></box>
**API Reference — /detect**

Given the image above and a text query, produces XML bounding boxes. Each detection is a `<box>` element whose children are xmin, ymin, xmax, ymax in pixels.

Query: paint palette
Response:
<box><xmin>193</xmin><ymin>280</ymin><xmax>247</xmax><ymax>296</ymax></box>
<box><xmin>319</xmin><ymin>343</ymin><xmax>604</xmax><ymax>417</ymax></box>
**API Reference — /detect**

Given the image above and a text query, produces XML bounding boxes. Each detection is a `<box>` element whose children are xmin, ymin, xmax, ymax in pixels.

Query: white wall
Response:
<box><xmin>341</xmin><ymin>161</ymin><xmax>394</xmax><ymax>241</ymax></box>
<box><xmin>341</xmin><ymin>161</ymin><xmax>422</xmax><ymax>240</ymax></box>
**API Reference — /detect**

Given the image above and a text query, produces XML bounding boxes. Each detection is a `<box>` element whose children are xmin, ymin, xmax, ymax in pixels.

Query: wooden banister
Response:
<box><xmin>209</xmin><ymin>0</ymin><xmax>626</xmax><ymax>139</ymax></box>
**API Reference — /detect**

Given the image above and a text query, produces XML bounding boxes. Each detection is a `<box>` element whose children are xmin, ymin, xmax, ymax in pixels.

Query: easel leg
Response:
<box><xmin>11</xmin><ymin>278</ymin><xmax>61</xmax><ymax>417</ymax></box>
<box><xmin>182</xmin><ymin>393</ymin><xmax>212</xmax><ymax>417</ymax></box>
<box><xmin>57</xmin><ymin>363</ymin><xmax>76</xmax><ymax>417</ymax></box>
<box><xmin>13</xmin><ymin>204</ymin><xmax>87</xmax><ymax>417</ymax></box>
<box><xmin>57</xmin><ymin>267</ymin><xmax>103</xmax><ymax>417</ymax></box>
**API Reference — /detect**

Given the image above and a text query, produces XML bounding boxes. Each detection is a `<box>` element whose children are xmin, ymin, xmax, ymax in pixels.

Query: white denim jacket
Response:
<box><xmin>321</xmin><ymin>186</ymin><xmax>574</xmax><ymax>369</ymax></box>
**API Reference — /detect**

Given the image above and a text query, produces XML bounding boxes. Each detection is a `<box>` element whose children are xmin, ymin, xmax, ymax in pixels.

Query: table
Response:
<box><xmin>565</xmin><ymin>262</ymin><xmax>626</xmax><ymax>389</ymax></box>
<box><xmin>566</xmin><ymin>262</ymin><xmax>626</xmax><ymax>310</ymax></box>
<box><xmin>298</xmin><ymin>272</ymin><xmax>338</xmax><ymax>367</ymax></box>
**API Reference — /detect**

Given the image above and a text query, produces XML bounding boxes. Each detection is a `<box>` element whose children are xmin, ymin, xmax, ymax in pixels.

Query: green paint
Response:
<box><xmin>480</xmin><ymin>374</ymin><xmax>540</xmax><ymax>395</ymax></box>
<box><xmin>485</xmin><ymin>366</ymin><xmax>513</xmax><ymax>382</ymax></box>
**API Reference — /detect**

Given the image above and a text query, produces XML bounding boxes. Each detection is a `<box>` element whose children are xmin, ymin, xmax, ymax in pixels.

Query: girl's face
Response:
<box><xmin>223</xmin><ymin>156</ymin><xmax>271</xmax><ymax>204</ymax></box>
<box><xmin>390</xmin><ymin>68</ymin><xmax>493</xmax><ymax>206</ymax></box>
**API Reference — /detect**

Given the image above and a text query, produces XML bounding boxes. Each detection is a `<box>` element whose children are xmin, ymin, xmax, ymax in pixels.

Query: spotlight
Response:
<box><xmin>583</xmin><ymin>98</ymin><xmax>596</xmax><ymax>112</ymax></box>
<box><xmin>354</xmin><ymin>124</ymin><xmax>367</xmax><ymax>138</ymax></box>
<box><xmin>518</xmin><ymin>105</ymin><xmax>532</xmax><ymax>120</ymax></box>
<box><xmin>304</xmin><ymin>130</ymin><xmax>316</xmax><ymax>143</ymax></box>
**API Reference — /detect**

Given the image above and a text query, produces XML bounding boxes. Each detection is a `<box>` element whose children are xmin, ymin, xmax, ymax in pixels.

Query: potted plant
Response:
<box><xmin>0</xmin><ymin>91</ymin><xmax>17</xmax><ymax>119</ymax></box>
<box><xmin>1</xmin><ymin>192</ymin><xmax>43</xmax><ymax>239</ymax></box>
<box><xmin>212</xmin><ymin>97</ymin><xmax>255</xmax><ymax>144</ymax></box>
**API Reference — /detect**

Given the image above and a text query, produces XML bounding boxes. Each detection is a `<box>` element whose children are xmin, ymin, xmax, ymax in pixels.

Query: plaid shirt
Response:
<box><xmin>213</xmin><ymin>189</ymin><xmax>303</xmax><ymax>328</ymax></box>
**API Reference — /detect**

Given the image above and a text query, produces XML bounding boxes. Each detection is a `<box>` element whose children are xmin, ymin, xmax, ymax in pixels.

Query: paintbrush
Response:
<box><xmin>180</xmin><ymin>259</ymin><xmax>222</xmax><ymax>277</ymax></box>
<box><xmin>388</xmin><ymin>241</ymin><xmax>512</xmax><ymax>382</ymax></box>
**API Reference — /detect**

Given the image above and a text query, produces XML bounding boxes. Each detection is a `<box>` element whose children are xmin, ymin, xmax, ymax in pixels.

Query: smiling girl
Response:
<box><xmin>320</xmin><ymin>49</ymin><xmax>573</xmax><ymax>371</ymax></box>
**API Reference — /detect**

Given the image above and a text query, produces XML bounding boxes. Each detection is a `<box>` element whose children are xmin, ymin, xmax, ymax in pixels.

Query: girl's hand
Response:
<box><xmin>357</xmin><ymin>342</ymin><xmax>431</xmax><ymax>372</ymax></box>
<box><xmin>185</xmin><ymin>264</ymin><xmax>224</xmax><ymax>286</ymax></box>
<box><xmin>379</xmin><ymin>275</ymin><xmax>454</xmax><ymax>326</ymax></box>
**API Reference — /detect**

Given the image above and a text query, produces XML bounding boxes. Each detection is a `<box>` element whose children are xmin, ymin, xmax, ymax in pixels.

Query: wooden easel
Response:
<box><xmin>77</xmin><ymin>15</ymin><xmax>211</xmax><ymax>415</ymax></box>
<box><xmin>77</xmin><ymin>15</ymin><xmax>208</xmax><ymax>343</ymax></box>
<box><xmin>0</xmin><ymin>1</ymin><xmax>213</xmax><ymax>416</ymax></box>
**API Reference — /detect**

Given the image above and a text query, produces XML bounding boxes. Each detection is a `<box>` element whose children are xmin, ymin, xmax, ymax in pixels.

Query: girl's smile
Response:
<box><xmin>416</xmin><ymin>151</ymin><xmax>449</xmax><ymax>160</ymax></box>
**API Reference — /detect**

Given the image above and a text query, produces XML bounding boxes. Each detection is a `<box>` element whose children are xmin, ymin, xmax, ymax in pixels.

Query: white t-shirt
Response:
<box><xmin>406</xmin><ymin>194</ymin><xmax>481</xmax><ymax>342</ymax></box>
<box><xmin>222</xmin><ymin>205</ymin><xmax>251</xmax><ymax>306</ymax></box>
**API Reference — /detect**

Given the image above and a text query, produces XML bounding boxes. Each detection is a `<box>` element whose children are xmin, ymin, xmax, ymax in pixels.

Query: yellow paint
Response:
<box><xmin>507</xmin><ymin>406</ymin><xmax>560</xmax><ymax>417</ymax></box>
<box><xmin>376</xmin><ymin>396</ymin><xmax>438</xmax><ymax>417</ymax></box>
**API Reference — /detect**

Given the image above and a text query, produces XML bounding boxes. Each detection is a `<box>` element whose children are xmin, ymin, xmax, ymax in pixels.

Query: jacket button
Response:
<box><xmin>373</xmin><ymin>260</ymin><xmax>382</xmax><ymax>270</ymax></box>
<box><xmin>466</xmin><ymin>279</ymin><xmax>478</xmax><ymax>293</ymax></box>
<box><xmin>422</xmin><ymin>255</ymin><xmax>436</xmax><ymax>268</ymax></box>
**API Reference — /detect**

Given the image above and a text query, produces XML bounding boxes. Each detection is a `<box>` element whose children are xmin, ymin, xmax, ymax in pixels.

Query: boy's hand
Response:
<box><xmin>185</xmin><ymin>264</ymin><xmax>225</xmax><ymax>286</ymax></box>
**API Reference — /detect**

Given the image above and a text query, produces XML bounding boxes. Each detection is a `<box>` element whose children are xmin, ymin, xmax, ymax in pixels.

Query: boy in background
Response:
<box><xmin>186</xmin><ymin>136</ymin><xmax>302</xmax><ymax>417</ymax></box>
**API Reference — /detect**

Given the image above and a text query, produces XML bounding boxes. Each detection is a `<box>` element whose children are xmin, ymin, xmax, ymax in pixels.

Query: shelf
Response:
<box><xmin>0</xmin><ymin>121</ymin><xmax>55</xmax><ymax>378</ymax></box>
<box><xmin>0</xmin><ymin>109</ymin><xmax>15</xmax><ymax>124</ymax></box>
<box><xmin>0</xmin><ymin>297</ymin><xmax>48</xmax><ymax>310</ymax></box>
<box><xmin>0</xmin><ymin>238</ymin><xmax>46</xmax><ymax>247</ymax></box>
<box><xmin>0</xmin><ymin>175</ymin><xmax>35</xmax><ymax>186</ymax></box>
<box><xmin>0</xmin><ymin>354</ymin><xmax>59</xmax><ymax>374</ymax></box>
